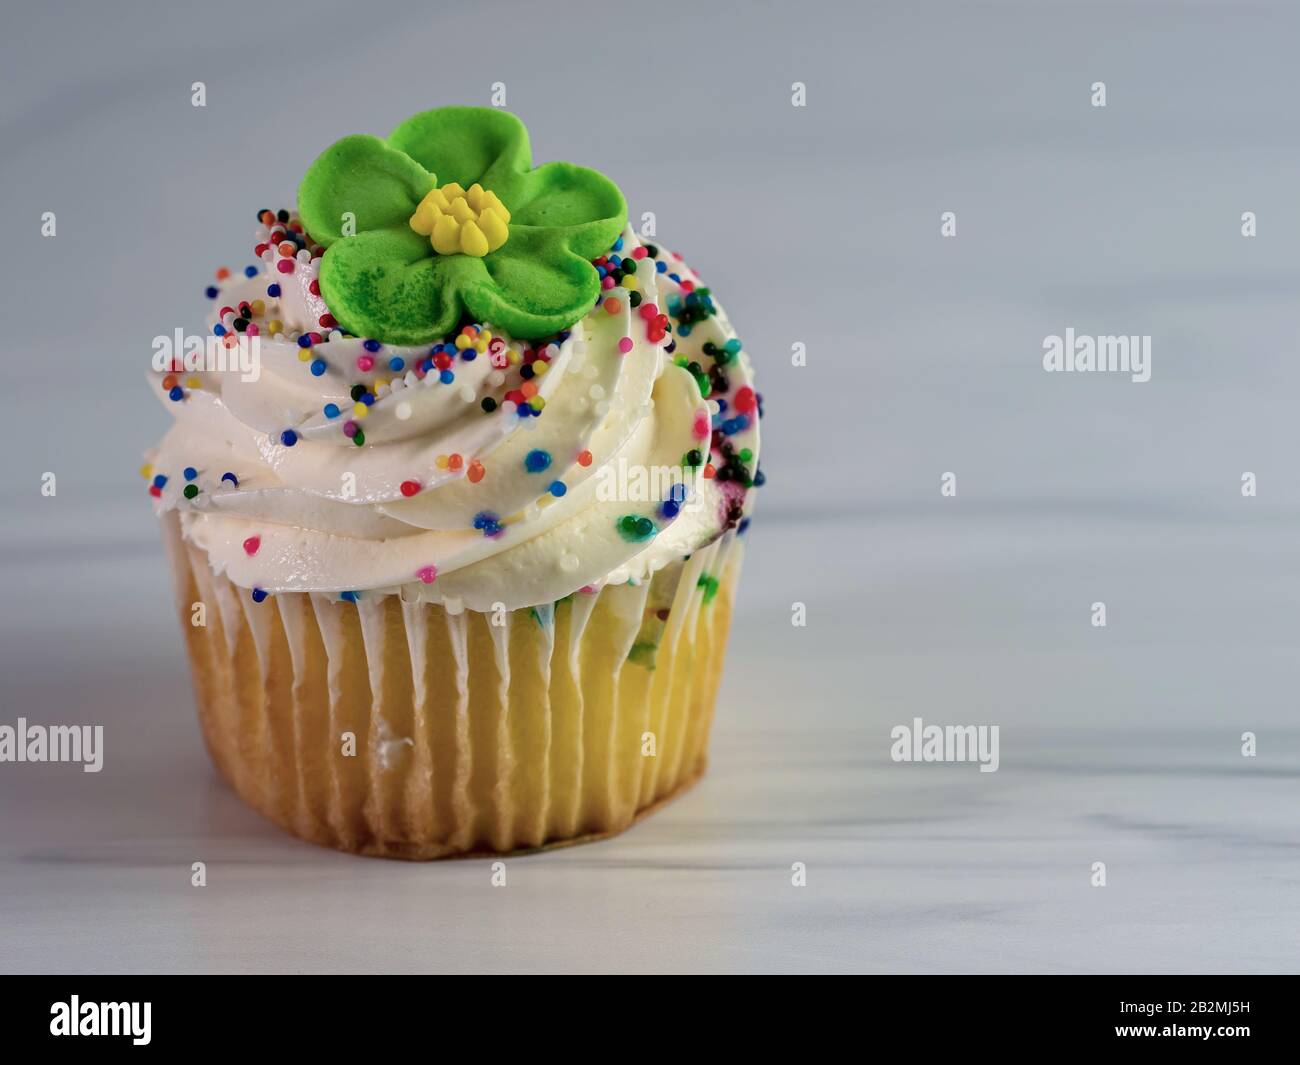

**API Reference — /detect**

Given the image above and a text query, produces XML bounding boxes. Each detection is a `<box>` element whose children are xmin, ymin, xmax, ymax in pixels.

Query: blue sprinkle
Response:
<box><xmin>251</xmin><ymin>588</ymin><xmax>268</xmax><ymax>603</ymax></box>
<box><xmin>340</xmin><ymin>590</ymin><xmax>358</xmax><ymax>603</ymax></box>
<box><xmin>213</xmin><ymin>324</ymin><xmax>226</xmax><ymax>337</ymax></box>
<box><xmin>310</xmin><ymin>359</ymin><xmax>327</xmax><ymax>377</ymax></box>
<box><xmin>360</xmin><ymin>393</ymin><xmax>375</xmax><ymax>406</ymax></box>
<box><xmin>668</xmin><ymin>273</ymin><xmax>681</xmax><ymax>283</ymax></box>
<box><xmin>323</xmin><ymin>403</ymin><xmax>340</xmax><ymax>419</ymax></box>
<box><xmin>280</xmin><ymin>429</ymin><xmax>298</xmax><ymax>447</ymax></box>
<box><xmin>244</xmin><ymin>265</ymin><xmax>258</xmax><ymax>278</ymax></box>
<box><xmin>388</xmin><ymin>357</ymin><xmax>405</xmax><ymax>372</ymax></box>
<box><xmin>221</xmin><ymin>471</ymin><xmax>238</xmax><ymax>486</ymax></box>
<box><xmin>548</xmin><ymin>480</ymin><xmax>567</xmax><ymax>497</ymax></box>
<box><xmin>152</xmin><ymin>474</ymin><xmax>168</xmax><ymax>489</ymax></box>
<box><xmin>439</xmin><ymin>369</ymin><xmax>454</xmax><ymax>384</ymax></box>
<box><xmin>363</xmin><ymin>339</ymin><xmax>381</xmax><ymax>353</ymax></box>
<box><xmin>656</xmin><ymin>261</ymin><xmax>666</xmax><ymax>273</ymax></box>
<box><xmin>595</xmin><ymin>266</ymin><xmax>608</xmax><ymax>279</ymax></box>
<box><xmin>524</xmin><ymin>449</ymin><xmax>552</xmax><ymax>473</ymax></box>
<box><xmin>168</xmin><ymin>386</ymin><xmax>184</xmax><ymax>401</ymax></box>
<box><xmin>183</xmin><ymin>467</ymin><xmax>197</xmax><ymax>481</ymax></box>
<box><xmin>738</xmin><ymin>516</ymin><xmax>751</xmax><ymax>534</ymax></box>
<box><xmin>460</xmin><ymin>349</ymin><xmax>476</xmax><ymax>362</ymax></box>
<box><xmin>660</xmin><ymin>500</ymin><xmax>680</xmax><ymax>519</ymax></box>
<box><xmin>668</xmin><ymin>482</ymin><xmax>688</xmax><ymax>503</ymax></box>
<box><xmin>612</xmin><ymin>237</ymin><xmax>623</xmax><ymax>251</ymax></box>
<box><xmin>296</xmin><ymin>334</ymin><xmax>313</xmax><ymax>349</ymax></box>
<box><xmin>266</xmin><ymin>283</ymin><xmax>281</xmax><ymax>298</ymax></box>
<box><xmin>204</xmin><ymin>285</ymin><xmax>219</xmax><ymax>299</ymax></box>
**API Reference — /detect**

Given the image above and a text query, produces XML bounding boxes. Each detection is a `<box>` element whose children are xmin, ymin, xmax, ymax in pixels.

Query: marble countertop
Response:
<box><xmin>2</xmin><ymin>510</ymin><xmax>1295</xmax><ymax>974</ymax></box>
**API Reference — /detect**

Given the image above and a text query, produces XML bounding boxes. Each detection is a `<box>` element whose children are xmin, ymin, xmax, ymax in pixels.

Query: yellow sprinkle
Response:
<box><xmin>508</xmin><ymin>350</ymin><xmax>522</xmax><ymax>365</ymax></box>
<box><xmin>529</xmin><ymin>396</ymin><xmax>545</xmax><ymax>411</ymax></box>
<box><xmin>353</xmin><ymin>402</ymin><xmax>368</xmax><ymax>418</ymax></box>
<box><xmin>621</xmin><ymin>274</ymin><xmax>638</xmax><ymax>290</ymax></box>
<box><xmin>473</xmin><ymin>339</ymin><xmax>487</xmax><ymax>353</ymax></box>
<box><xmin>139</xmin><ymin>463</ymin><xmax>153</xmax><ymax>480</ymax></box>
<box><xmin>250</xmin><ymin>299</ymin><xmax>265</xmax><ymax>316</ymax></box>
<box><xmin>186</xmin><ymin>376</ymin><xmax>201</xmax><ymax>389</ymax></box>
<box><xmin>267</xmin><ymin>319</ymin><xmax>283</xmax><ymax>334</ymax></box>
<box><xmin>481</xmin><ymin>331</ymin><xmax>492</xmax><ymax>343</ymax></box>
<box><xmin>435</xmin><ymin>454</ymin><xmax>450</xmax><ymax>470</ymax></box>
<box><xmin>455</xmin><ymin>334</ymin><xmax>472</xmax><ymax>350</ymax></box>
<box><xmin>298</xmin><ymin>349</ymin><xmax>312</xmax><ymax>362</ymax></box>
<box><xmin>531</xmin><ymin>360</ymin><xmax>548</xmax><ymax>376</ymax></box>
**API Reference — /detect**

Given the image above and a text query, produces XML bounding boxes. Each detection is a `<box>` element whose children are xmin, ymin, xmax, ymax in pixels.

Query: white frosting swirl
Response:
<box><xmin>147</xmin><ymin>228</ymin><xmax>760</xmax><ymax>611</ymax></box>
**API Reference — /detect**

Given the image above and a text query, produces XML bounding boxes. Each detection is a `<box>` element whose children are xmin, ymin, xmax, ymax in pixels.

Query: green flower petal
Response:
<box><xmin>319</xmin><ymin>228</ymin><xmax>468</xmax><ymax>345</ymax></box>
<box><xmin>507</xmin><ymin>162</ymin><xmax>626</xmax><ymax>257</ymax></box>
<box><xmin>462</xmin><ymin>228</ymin><xmax>604</xmax><ymax>339</ymax></box>
<box><xmin>387</xmin><ymin>107</ymin><xmax>531</xmax><ymax>193</ymax></box>
<box><xmin>298</xmin><ymin>135</ymin><xmax>434</xmax><ymax>247</ymax></box>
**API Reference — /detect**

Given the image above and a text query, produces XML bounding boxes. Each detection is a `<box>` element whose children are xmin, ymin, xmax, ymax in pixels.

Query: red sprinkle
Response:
<box><xmin>400</xmin><ymin>480</ymin><xmax>420</xmax><ymax>497</ymax></box>
<box><xmin>243</xmin><ymin>536</ymin><xmax>261</xmax><ymax>556</ymax></box>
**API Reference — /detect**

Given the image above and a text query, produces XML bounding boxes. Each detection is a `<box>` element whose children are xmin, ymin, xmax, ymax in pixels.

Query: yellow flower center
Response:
<box><xmin>409</xmin><ymin>182</ymin><xmax>511</xmax><ymax>257</ymax></box>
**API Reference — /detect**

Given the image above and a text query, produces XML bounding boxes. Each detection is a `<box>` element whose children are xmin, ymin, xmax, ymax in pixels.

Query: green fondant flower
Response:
<box><xmin>297</xmin><ymin>107</ymin><xmax>626</xmax><ymax>344</ymax></box>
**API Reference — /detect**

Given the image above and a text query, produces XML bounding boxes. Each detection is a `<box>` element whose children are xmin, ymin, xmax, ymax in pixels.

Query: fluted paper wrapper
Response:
<box><xmin>160</xmin><ymin>512</ymin><xmax>743</xmax><ymax>859</ymax></box>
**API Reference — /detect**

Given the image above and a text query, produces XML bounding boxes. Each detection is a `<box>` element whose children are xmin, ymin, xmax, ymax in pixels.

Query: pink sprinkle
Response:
<box><xmin>632</xmin><ymin>246</ymin><xmax>647</xmax><ymax>260</ymax></box>
<box><xmin>343</xmin><ymin>420</ymin><xmax>358</xmax><ymax>438</ymax></box>
<box><xmin>618</xmin><ymin>336</ymin><xmax>633</xmax><ymax>354</ymax></box>
<box><xmin>693</xmin><ymin>412</ymin><xmax>710</xmax><ymax>440</ymax></box>
<box><xmin>416</xmin><ymin>565</ymin><xmax>438</xmax><ymax>584</ymax></box>
<box><xmin>356</xmin><ymin>355</ymin><xmax>375</xmax><ymax>372</ymax></box>
<box><xmin>679</xmin><ymin>279</ymin><xmax>695</xmax><ymax>293</ymax></box>
<box><xmin>580</xmin><ymin>585</ymin><xmax>597</xmax><ymax>595</ymax></box>
<box><xmin>275</xmin><ymin>259</ymin><xmax>295</xmax><ymax>274</ymax></box>
<box><xmin>600</xmin><ymin>276</ymin><xmax>615</xmax><ymax>290</ymax></box>
<box><xmin>245</xmin><ymin>324</ymin><xmax>260</xmax><ymax>336</ymax></box>
<box><xmin>243</xmin><ymin>536</ymin><xmax>261</xmax><ymax>556</ymax></box>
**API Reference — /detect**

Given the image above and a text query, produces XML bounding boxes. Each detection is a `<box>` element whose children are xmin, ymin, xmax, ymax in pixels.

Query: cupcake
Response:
<box><xmin>145</xmin><ymin>107</ymin><xmax>762</xmax><ymax>858</ymax></box>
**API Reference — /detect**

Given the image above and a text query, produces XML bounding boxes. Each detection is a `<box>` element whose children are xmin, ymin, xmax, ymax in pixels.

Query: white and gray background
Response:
<box><xmin>2</xmin><ymin>0</ymin><xmax>1297</xmax><ymax>973</ymax></box>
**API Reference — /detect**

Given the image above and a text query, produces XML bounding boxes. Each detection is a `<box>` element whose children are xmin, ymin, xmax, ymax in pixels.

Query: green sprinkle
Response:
<box><xmin>617</xmin><ymin>514</ymin><xmax>656</xmax><ymax>542</ymax></box>
<box><xmin>697</xmin><ymin>574</ymin><xmax>719</xmax><ymax>604</ymax></box>
<box><xmin>182</xmin><ymin>484</ymin><xmax>199</xmax><ymax>500</ymax></box>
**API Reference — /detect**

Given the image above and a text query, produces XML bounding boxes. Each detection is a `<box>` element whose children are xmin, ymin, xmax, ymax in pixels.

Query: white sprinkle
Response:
<box><xmin>560</xmin><ymin>553</ymin><xmax>580</xmax><ymax>573</ymax></box>
<box><xmin>395</xmin><ymin>401</ymin><xmax>412</xmax><ymax>420</ymax></box>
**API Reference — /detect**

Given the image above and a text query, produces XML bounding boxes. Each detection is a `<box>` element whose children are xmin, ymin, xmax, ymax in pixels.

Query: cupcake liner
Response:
<box><xmin>160</xmin><ymin>512</ymin><xmax>743</xmax><ymax>859</ymax></box>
